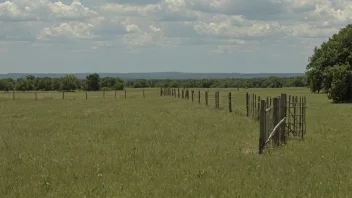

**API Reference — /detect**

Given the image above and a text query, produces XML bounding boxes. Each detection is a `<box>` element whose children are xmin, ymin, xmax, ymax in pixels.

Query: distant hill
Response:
<box><xmin>0</xmin><ymin>72</ymin><xmax>304</xmax><ymax>80</ymax></box>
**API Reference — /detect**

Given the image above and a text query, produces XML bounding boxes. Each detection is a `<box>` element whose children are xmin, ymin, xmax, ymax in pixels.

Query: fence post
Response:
<box><xmin>287</xmin><ymin>95</ymin><xmax>291</xmax><ymax>136</ymax></box>
<box><xmin>205</xmin><ymin>91</ymin><xmax>208</xmax><ymax>106</ymax></box>
<box><xmin>251</xmin><ymin>94</ymin><xmax>254</xmax><ymax>118</ymax></box>
<box><xmin>191</xmin><ymin>90</ymin><xmax>194</xmax><ymax>102</ymax></box>
<box><xmin>217</xmin><ymin>90</ymin><xmax>220</xmax><ymax>109</ymax></box>
<box><xmin>293</xmin><ymin>96</ymin><xmax>297</xmax><ymax>136</ymax></box>
<box><xmin>259</xmin><ymin>100</ymin><xmax>266</xmax><ymax>154</ymax></box>
<box><xmin>178</xmin><ymin>88</ymin><xmax>180</xmax><ymax>98</ymax></box>
<box><xmin>257</xmin><ymin>96</ymin><xmax>261</xmax><ymax>121</ymax></box>
<box><xmin>246</xmin><ymin>93</ymin><xmax>249</xmax><ymax>117</ymax></box>
<box><xmin>300</xmin><ymin>97</ymin><xmax>303</xmax><ymax>139</ymax></box>
<box><xmin>160</xmin><ymin>87</ymin><xmax>163</xmax><ymax>96</ymax></box>
<box><xmin>182</xmin><ymin>89</ymin><xmax>184</xmax><ymax>99</ymax></box>
<box><xmin>281</xmin><ymin>94</ymin><xmax>287</xmax><ymax>144</ymax></box>
<box><xmin>215</xmin><ymin>91</ymin><xmax>217</xmax><ymax>108</ymax></box>
<box><xmin>228</xmin><ymin>92</ymin><xmax>232</xmax><ymax>112</ymax></box>
<box><xmin>273</xmin><ymin>97</ymin><xmax>280</xmax><ymax>147</ymax></box>
<box><xmin>198</xmin><ymin>90</ymin><xmax>200</xmax><ymax>104</ymax></box>
<box><xmin>304</xmin><ymin>97</ymin><xmax>307</xmax><ymax>134</ymax></box>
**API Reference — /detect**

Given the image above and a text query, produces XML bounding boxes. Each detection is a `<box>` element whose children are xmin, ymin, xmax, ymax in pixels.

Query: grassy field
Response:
<box><xmin>0</xmin><ymin>88</ymin><xmax>351</xmax><ymax>197</ymax></box>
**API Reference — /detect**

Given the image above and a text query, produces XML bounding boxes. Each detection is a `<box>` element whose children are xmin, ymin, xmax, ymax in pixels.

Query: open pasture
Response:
<box><xmin>0</xmin><ymin>88</ymin><xmax>351</xmax><ymax>197</ymax></box>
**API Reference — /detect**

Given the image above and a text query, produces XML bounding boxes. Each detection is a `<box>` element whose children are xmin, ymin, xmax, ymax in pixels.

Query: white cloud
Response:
<box><xmin>36</xmin><ymin>22</ymin><xmax>98</xmax><ymax>41</ymax></box>
<box><xmin>0</xmin><ymin>0</ymin><xmax>351</xmax><ymax>53</ymax></box>
<box><xmin>0</xmin><ymin>0</ymin><xmax>97</xmax><ymax>21</ymax></box>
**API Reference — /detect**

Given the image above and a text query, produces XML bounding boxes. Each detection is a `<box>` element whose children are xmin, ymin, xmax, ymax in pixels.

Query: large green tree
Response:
<box><xmin>306</xmin><ymin>24</ymin><xmax>352</xmax><ymax>103</ymax></box>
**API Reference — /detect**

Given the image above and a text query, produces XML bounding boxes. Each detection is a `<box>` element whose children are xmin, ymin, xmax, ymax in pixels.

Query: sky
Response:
<box><xmin>0</xmin><ymin>0</ymin><xmax>351</xmax><ymax>74</ymax></box>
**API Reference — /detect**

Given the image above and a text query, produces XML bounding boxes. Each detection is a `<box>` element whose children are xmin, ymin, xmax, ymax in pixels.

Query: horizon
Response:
<box><xmin>1</xmin><ymin>1</ymin><xmax>349</xmax><ymax>73</ymax></box>
<box><xmin>0</xmin><ymin>71</ymin><xmax>305</xmax><ymax>75</ymax></box>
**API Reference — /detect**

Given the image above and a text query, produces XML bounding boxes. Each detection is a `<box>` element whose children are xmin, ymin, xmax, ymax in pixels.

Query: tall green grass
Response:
<box><xmin>0</xmin><ymin>88</ymin><xmax>351</xmax><ymax>197</ymax></box>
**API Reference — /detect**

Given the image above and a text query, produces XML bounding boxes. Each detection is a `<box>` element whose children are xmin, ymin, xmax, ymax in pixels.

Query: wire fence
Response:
<box><xmin>161</xmin><ymin>88</ymin><xmax>307</xmax><ymax>155</ymax></box>
<box><xmin>0</xmin><ymin>89</ymin><xmax>151</xmax><ymax>101</ymax></box>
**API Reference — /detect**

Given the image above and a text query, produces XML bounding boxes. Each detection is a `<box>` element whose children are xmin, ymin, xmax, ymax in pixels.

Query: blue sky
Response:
<box><xmin>0</xmin><ymin>0</ymin><xmax>351</xmax><ymax>73</ymax></box>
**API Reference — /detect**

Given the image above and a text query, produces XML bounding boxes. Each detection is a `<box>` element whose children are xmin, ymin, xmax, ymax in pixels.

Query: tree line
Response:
<box><xmin>0</xmin><ymin>74</ymin><xmax>125</xmax><ymax>92</ymax></box>
<box><xmin>0</xmin><ymin>74</ymin><xmax>306</xmax><ymax>91</ymax></box>
<box><xmin>126</xmin><ymin>76</ymin><xmax>306</xmax><ymax>88</ymax></box>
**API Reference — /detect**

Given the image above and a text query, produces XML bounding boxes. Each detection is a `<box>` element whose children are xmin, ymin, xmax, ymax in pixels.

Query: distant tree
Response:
<box><xmin>52</xmin><ymin>78</ymin><xmax>61</xmax><ymax>90</ymax></box>
<box><xmin>114</xmin><ymin>78</ymin><xmax>125</xmax><ymax>90</ymax></box>
<box><xmin>86</xmin><ymin>73</ymin><xmax>100</xmax><ymax>91</ymax></box>
<box><xmin>0</xmin><ymin>79</ymin><xmax>14</xmax><ymax>91</ymax></box>
<box><xmin>61</xmin><ymin>74</ymin><xmax>79</xmax><ymax>91</ymax></box>
<box><xmin>306</xmin><ymin>24</ymin><xmax>352</xmax><ymax>102</ymax></box>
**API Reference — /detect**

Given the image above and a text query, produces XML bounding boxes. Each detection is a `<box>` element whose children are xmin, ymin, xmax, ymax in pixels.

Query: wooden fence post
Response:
<box><xmin>303</xmin><ymin>96</ymin><xmax>307</xmax><ymax>134</ymax></box>
<box><xmin>300</xmin><ymin>97</ymin><xmax>303</xmax><ymax>139</ymax></box>
<box><xmin>246</xmin><ymin>93</ymin><xmax>249</xmax><ymax>117</ymax></box>
<box><xmin>257</xmin><ymin>96</ymin><xmax>261</xmax><ymax>121</ymax></box>
<box><xmin>281</xmin><ymin>94</ymin><xmax>287</xmax><ymax>144</ymax></box>
<box><xmin>259</xmin><ymin>100</ymin><xmax>266</xmax><ymax>154</ymax></box>
<box><xmin>182</xmin><ymin>89</ymin><xmax>184</xmax><ymax>99</ymax></box>
<box><xmin>273</xmin><ymin>97</ymin><xmax>280</xmax><ymax>147</ymax></box>
<box><xmin>215</xmin><ymin>91</ymin><xmax>217</xmax><ymax>108</ymax></box>
<box><xmin>217</xmin><ymin>90</ymin><xmax>220</xmax><ymax>109</ymax></box>
<box><xmin>205</xmin><ymin>91</ymin><xmax>208</xmax><ymax>106</ymax></box>
<box><xmin>178</xmin><ymin>88</ymin><xmax>180</xmax><ymax>98</ymax></box>
<box><xmin>191</xmin><ymin>90</ymin><xmax>194</xmax><ymax>102</ymax></box>
<box><xmin>198</xmin><ymin>90</ymin><xmax>201</xmax><ymax>104</ymax></box>
<box><xmin>253</xmin><ymin>94</ymin><xmax>257</xmax><ymax>119</ymax></box>
<box><xmin>293</xmin><ymin>96</ymin><xmax>297</xmax><ymax>136</ymax></box>
<box><xmin>160</xmin><ymin>87</ymin><xmax>163</xmax><ymax>96</ymax></box>
<box><xmin>228</xmin><ymin>92</ymin><xmax>232</xmax><ymax>112</ymax></box>
<box><xmin>287</xmin><ymin>95</ymin><xmax>291</xmax><ymax>136</ymax></box>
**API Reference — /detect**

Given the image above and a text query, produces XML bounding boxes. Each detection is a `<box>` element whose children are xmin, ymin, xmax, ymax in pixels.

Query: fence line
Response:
<box><xmin>0</xmin><ymin>90</ymin><xmax>148</xmax><ymax>100</ymax></box>
<box><xmin>256</xmin><ymin>94</ymin><xmax>306</xmax><ymax>154</ymax></box>
<box><xmin>160</xmin><ymin>88</ymin><xmax>307</xmax><ymax>155</ymax></box>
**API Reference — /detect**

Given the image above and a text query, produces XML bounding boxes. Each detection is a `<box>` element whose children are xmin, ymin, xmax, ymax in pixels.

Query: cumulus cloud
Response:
<box><xmin>0</xmin><ymin>0</ymin><xmax>352</xmax><ymax>52</ymax></box>
<box><xmin>0</xmin><ymin>0</ymin><xmax>98</xmax><ymax>22</ymax></box>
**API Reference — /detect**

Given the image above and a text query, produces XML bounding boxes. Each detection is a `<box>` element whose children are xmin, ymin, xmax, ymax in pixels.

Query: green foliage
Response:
<box><xmin>124</xmin><ymin>76</ymin><xmax>305</xmax><ymax>89</ymax></box>
<box><xmin>61</xmin><ymin>74</ymin><xmax>79</xmax><ymax>91</ymax></box>
<box><xmin>327</xmin><ymin>65</ymin><xmax>352</xmax><ymax>103</ymax></box>
<box><xmin>306</xmin><ymin>24</ymin><xmax>352</xmax><ymax>102</ymax></box>
<box><xmin>86</xmin><ymin>73</ymin><xmax>100</xmax><ymax>91</ymax></box>
<box><xmin>101</xmin><ymin>77</ymin><xmax>125</xmax><ymax>90</ymax></box>
<box><xmin>0</xmin><ymin>75</ymin><xmax>304</xmax><ymax>91</ymax></box>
